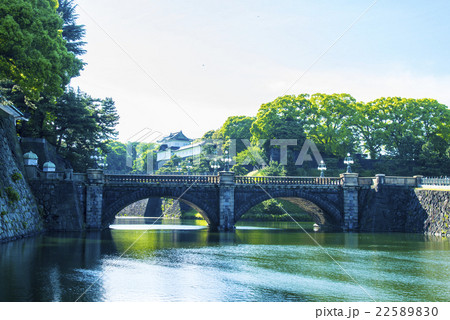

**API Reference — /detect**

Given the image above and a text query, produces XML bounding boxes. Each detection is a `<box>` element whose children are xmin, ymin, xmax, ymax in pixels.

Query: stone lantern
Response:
<box><xmin>24</xmin><ymin>151</ymin><xmax>38</xmax><ymax>166</ymax></box>
<box><xmin>43</xmin><ymin>161</ymin><xmax>56</xmax><ymax>172</ymax></box>
<box><xmin>23</xmin><ymin>151</ymin><xmax>38</xmax><ymax>179</ymax></box>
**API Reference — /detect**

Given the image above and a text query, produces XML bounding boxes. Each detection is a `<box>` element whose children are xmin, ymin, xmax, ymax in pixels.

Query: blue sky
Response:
<box><xmin>70</xmin><ymin>0</ymin><xmax>450</xmax><ymax>142</ymax></box>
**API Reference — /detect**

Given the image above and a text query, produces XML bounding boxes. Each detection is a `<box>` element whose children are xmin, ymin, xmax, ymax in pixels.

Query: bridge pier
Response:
<box><xmin>341</xmin><ymin>173</ymin><xmax>359</xmax><ymax>231</ymax></box>
<box><xmin>86</xmin><ymin>169</ymin><xmax>104</xmax><ymax>229</ymax></box>
<box><xmin>219</xmin><ymin>171</ymin><xmax>235</xmax><ymax>231</ymax></box>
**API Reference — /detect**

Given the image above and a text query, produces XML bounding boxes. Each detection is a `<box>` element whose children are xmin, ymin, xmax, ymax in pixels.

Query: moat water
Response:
<box><xmin>0</xmin><ymin>218</ymin><xmax>449</xmax><ymax>302</ymax></box>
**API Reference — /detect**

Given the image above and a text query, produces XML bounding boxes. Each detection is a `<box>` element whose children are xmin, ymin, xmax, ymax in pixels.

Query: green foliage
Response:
<box><xmin>250</xmin><ymin>94</ymin><xmax>309</xmax><ymax>150</ymax></box>
<box><xmin>242</xmin><ymin>199</ymin><xmax>313</xmax><ymax>221</ymax></box>
<box><xmin>232</xmin><ymin>146</ymin><xmax>267</xmax><ymax>175</ymax></box>
<box><xmin>181</xmin><ymin>209</ymin><xmax>204</xmax><ymax>220</ymax></box>
<box><xmin>259</xmin><ymin>161</ymin><xmax>286</xmax><ymax>176</ymax></box>
<box><xmin>5</xmin><ymin>186</ymin><xmax>19</xmax><ymax>204</ymax></box>
<box><xmin>49</xmin><ymin>88</ymin><xmax>119</xmax><ymax>171</ymax></box>
<box><xmin>10</xmin><ymin>171</ymin><xmax>22</xmax><ymax>182</ymax></box>
<box><xmin>131</xmin><ymin>142</ymin><xmax>158</xmax><ymax>173</ymax></box>
<box><xmin>0</xmin><ymin>0</ymin><xmax>79</xmax><ymax>100</ymax></box>
<box><xmin>58</xmin><ymin>0</ymin><xmax>87</xmax><ymax>56</ymax></box>
<box><xmin>262</xmin><ymin>199</ymin><xmax>284</xmax><ymax>215</ymax></box>
<box><xmin>306</xmin><ymin>93</ymin><xmax>357</xmax><ymax>157</ymax></box>
<box><xmin>105</xmin><ymin>141</ymin><xmax>128</xmax><ymax>173</ymax></box>
<box><xmin>1</xmin><ymin>211</ymin><xmax>6</xmax><ymax>217</ymax></box>
<box><xmin>210</xmin><ymin>93</ymin><xmax>450</xmax><ymax>176</ymax></box>
<box><xmin>215</xmin><ymin>116</ymin><xmax>255</xmax><ymax>154</ymax></box>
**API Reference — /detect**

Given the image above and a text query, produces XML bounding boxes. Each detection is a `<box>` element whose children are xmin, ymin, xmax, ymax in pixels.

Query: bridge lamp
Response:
<box><xmin>90</xmin><ymin>154</ymin><xmax>106</xmax><ymax>170</ymax></box>
<box><xmin>222</xmin><ymin>150</ymin><xmax>231</xmax><ymax>171</ymax></box>
<box><xmin>210</xmin><ymin>158</ymin><xmax>220</xmax><ymax>175</ymax></box>
<box><xmin>186</xmin><ymin>160</ymin><xmax>193</xmax><ymax>175</ymax></box>
<box><xmin>344</xmin><ymin>153</ymin><xmax>354</xmax><ymax>173</ymax></box>
<box><xmin>176</xmin><ymin>165</ymin><xmax>182</xmax><ymax>174</ymax></box>
<box><xmin>318</xmin><ymin>160</ymin><xmax>327</xmax><ymax>177</ymax></box>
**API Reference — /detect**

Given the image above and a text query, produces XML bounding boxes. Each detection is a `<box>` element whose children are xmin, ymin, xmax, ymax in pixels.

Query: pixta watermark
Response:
<box><xmin>124</xmin><ymin>129</ymin><xmax>324</xmax><ymax>174</ymax></box>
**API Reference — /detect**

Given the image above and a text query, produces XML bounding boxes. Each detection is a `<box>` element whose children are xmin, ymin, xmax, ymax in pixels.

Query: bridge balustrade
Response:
<box><xmin>384</xmin><ymin>176</ymin><xmax>417</xmax><ymax>186</ymax></box>
<box><xmin>104</xmin><ymin>174</ymin><xmax>342</xmax><ymax>186</ymax></box>
<box><xmin>421</xmin><ymin>176</ymin><xmax>450</xmax><ymax>187</ymax></box>
<box><xmin>235</xmin><ymin>176</ymin><xmax>342</xmax><ymax>185</ymax></box>
<box><xmin>104</xmin><ymin>174</ymin><xmax>220</xmax><ymax>184</ymax></box>
<box><xmin>358</xmin><ymin>177</ymin><xmax>375</xmax><ymax>186</ymax></box>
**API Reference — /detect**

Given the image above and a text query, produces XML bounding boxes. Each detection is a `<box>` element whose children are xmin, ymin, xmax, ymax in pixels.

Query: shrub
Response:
<box><xmin>5</xmin><ymin>187</ymin><xmax>20</xmax><ymax>204</ymax></box>
<box><xmin>11</xmin><ymin>172</ymin><xmax>23</xmax><ymax>182</ymax></box>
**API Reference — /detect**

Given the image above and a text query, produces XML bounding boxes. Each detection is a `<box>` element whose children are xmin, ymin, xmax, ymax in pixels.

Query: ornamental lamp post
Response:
<box><xmin>176</xmin><ymin>165</ymin><xmax>182</xmax><ymax>174</ymax></box>
<box><xmin>90</xmin><ymin>154</ymin><xmax>106</xmax><ymax>170</ymax></box>
<box><xmin>186</xmin><ymin>160</ymin><xmax>193</xmax><ymax>175</ymax></box>
<box><xmin>318</xmin><ymin>160</ymin><xmax>327</xmax><ymax>177</ymax></box>
<box><xmin>222</xmin><ymin>150</ymin><xmax>231</xmax><ymax>172</ymax></box>
<box><xmin>344</xmin><ymin>153</ymin><xmax>354</xmax><ymax>173</ymax></box>
<box><xmin>210</xmin><ymin>158</ymin><xmax>220</xmax><ymax>175</ymax></box>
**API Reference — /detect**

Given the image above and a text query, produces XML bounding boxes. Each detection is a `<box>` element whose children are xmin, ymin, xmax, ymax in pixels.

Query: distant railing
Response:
<box><xmin>235</xmin><ymin>176</ymin><xmax>342</xmax><ymax>185</ymax></box>
<box><xmin>420</xmin><ymin>176</ymin><xmax>450</xmax><ymax>187</ymax></box>
<box><xmin>384</xmin><ymin>176</ymin><xmax>418</xmax><ymax>186</ymax></box>
<box><xmin>104</xmin><ymin>174</ymin><xmax>220</xmax><ymax>184</ymax></box>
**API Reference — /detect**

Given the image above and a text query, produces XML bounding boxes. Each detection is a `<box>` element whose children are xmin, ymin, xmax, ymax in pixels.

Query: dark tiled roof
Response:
<box><xmin>158</xmin><ymin>131</ymin><xmax>192</xmax><ymax>143</ymax></box>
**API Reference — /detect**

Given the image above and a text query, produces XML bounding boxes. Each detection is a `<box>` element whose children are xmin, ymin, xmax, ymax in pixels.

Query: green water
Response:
<box><xmin>0</xmin><ymin>218</ymin><xmax>449</xmax><ymax>302</ymax></box>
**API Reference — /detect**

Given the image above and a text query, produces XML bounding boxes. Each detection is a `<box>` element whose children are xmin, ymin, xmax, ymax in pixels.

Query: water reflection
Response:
<box><xmin>0</xmin><ymin>219</ymin><xmax>449</xmax><ymax>302</ymax></box>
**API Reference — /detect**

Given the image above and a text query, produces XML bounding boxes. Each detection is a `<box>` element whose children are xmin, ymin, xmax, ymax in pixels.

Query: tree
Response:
<box><xmin>0</xmin><ymin>0</ymin><xmax>79</xmax><ymax>100</ymax></box>
<box><xmin>97</xmin><ymin>98</ymin><xmax>119</xmax><ymax>141</ymax></box>
<box><xmin>363</xmin><ymin>97</ymin><xmax>450</xmax><ymax>160</ymax></box>
<box><xmin>105</xmin><ymin>141</ymin><xmax>128</xmax><ymax>173</ymax></box>
<box><xmin>251</xmin><ymin>95</ymin><xmax>309</xmax><ymax>148</ymax></box>
<box><xmin>215</xmin><ymin>116</ymin><xmax>255</xmax><ymax>154</ymax></box>
<box><xmin>51</xmin><ymin>88</ymin><xmax>120</xmax><ymax>171</ymax></box>
<box><xmin>348</xmin><ymin>101</ymin><xmax>385</xmax><ymax>159</ymax></box>
<box><xmin>232</xmin><ymin>145</ymin><xmax>267</xmax><ymax>175</ymax></box>
<box><xmin>259</xmin><ymin>161</ymin><xmax>286</xmax><ymax>176</ymax></box>
<box><xmin>305</xmin><ymin>93</ymin><xmax>357</xmax><ymax>158</ymax></box>
<box><xmin>131</xmin><ymin>142</ymin><xmax>157</xmax><ymax>173</ymax></box>
<box><xmin>57</xmin><ymin>0</ymin><xmax>86</xmax><ymax>56</ymax></box>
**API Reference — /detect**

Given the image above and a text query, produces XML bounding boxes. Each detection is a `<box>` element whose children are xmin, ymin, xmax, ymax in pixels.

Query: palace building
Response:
<box><xmin>156</xmin><ymin>131</ymin><xmax>204</xmax><ymax>169</ymax></box>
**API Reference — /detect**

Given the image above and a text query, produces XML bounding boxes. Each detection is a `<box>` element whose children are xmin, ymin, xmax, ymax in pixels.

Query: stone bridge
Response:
<box><xmin>26</xmin><ymin>164</ymin><xmax>431</xmax><ymax>232</ymax></box>
<box><xmin>81</xmin><ymin>170</ymin><xmax>421</xmax><ymax>231</ymax></box>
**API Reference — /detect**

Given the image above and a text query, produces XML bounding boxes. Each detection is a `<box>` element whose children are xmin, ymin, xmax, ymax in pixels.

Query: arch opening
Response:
<box><xmin>235</xmin><ymin>191</ymin><xmax>342</xmax><ymax>229</ymax></box>
<box><xmin>102</xmin><ymin>190</ymin><xmax>214</xmax><ymax>228</ymax></box>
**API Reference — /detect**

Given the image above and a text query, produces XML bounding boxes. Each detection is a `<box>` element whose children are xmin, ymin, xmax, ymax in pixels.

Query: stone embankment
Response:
<box><xmin>415</xmin><ymin>189</ymin><xmax>450</xmax><ymax>237</ymax></box>
<box><xmin>359</xmin><ymin>185</ymin><xmax>449</xmax><ymax>236</ymax></box>
<box><xmin>0</xmin><ymin>112</ymin><xmax>43</xmax><ymax>242</ymax></box>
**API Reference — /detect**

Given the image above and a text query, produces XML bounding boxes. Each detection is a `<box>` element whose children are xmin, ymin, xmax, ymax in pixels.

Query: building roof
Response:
<box><xmin>158</xmin><ymin>131</ymin><xmax>192</xmax><ymax>143</ymax></box>
<box><xmin>0</xmin><ymin>100</ymin><xmax>27</xmax><ymax>120</ymax></box>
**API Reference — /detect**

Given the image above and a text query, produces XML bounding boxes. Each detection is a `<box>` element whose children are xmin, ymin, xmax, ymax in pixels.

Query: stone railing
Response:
<box><xmin>104</xmin><ymin>174</ymin><xmax>220</xmax><ymax>184</ymax></box>
<box><xmin>235</xmin><ymin>176</ymin><xmax>342</xmax><ymax>185</ymax></box>
<box><xmin>73</xmin><ymin>173</ymin><xmax>87</xmax><ymax>182</ymax></box>
<box><xmin>28</xmin><ymin>167</ymin><xmax>75</xmax><ymax>181</ymax></box>
<box><xmin>384</xmin><ymin>176</ymin><xmax>419</xmax><ymax>186</ymax></box>
<box><xmin>420</xmin><ymin>176</ymin><xmax>450</xmax><ymax>187</ymax></box>
<box><xmin>358</xmin><ymin>177</ymin><xmax>375</xmax><ymax>186</ymax></box>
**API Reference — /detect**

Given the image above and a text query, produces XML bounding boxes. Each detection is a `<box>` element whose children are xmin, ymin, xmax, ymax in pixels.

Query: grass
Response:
<box><xmin>181</xmin><ymin>209</ymin><xmax>204</xmax><ymax>220</ymax></box>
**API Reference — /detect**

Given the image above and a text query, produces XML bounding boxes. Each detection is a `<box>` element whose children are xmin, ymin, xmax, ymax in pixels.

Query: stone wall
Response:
<box><xmin>28</xmin><ymin>180</ymin><xmax>85</xmax><ymax>231</ymax></box>
<box><xmin>0</xmin><ymin>111</ymin><xmax>43</xmax><ymax>242</ymax></box>
<box><xmin>359</xmin><ymin>185</ymin><xmax>450</xmax><ymax>235</ymax></box>
<box><xmin>414</xmin><ymin>189</ymin><xmax>450</xmax><ymax>237</ymax></box>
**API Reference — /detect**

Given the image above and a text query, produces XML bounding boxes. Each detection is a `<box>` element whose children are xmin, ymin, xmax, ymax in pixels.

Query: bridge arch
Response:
<box><xmin>234</xmin><ymin>189</ymin><xmax>342</xmax><ymax>228</ymax></box>
<box><xmin>102</xmin><ymin>187</ymin><xmax>218</xmax><ymax>228</ymax></box>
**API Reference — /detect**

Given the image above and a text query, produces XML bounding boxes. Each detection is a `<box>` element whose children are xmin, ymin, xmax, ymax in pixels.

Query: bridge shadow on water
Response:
<box><xmin>1</xmin><ymin>221</ymin><xmax>449</xmax><ymax>301</ymax></box>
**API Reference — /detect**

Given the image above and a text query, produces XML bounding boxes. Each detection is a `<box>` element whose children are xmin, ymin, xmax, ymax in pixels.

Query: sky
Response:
<box><xmin>70</xmin><ymin>0</ymin><xmax>450</xmax><ymax>142</ymax></box>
